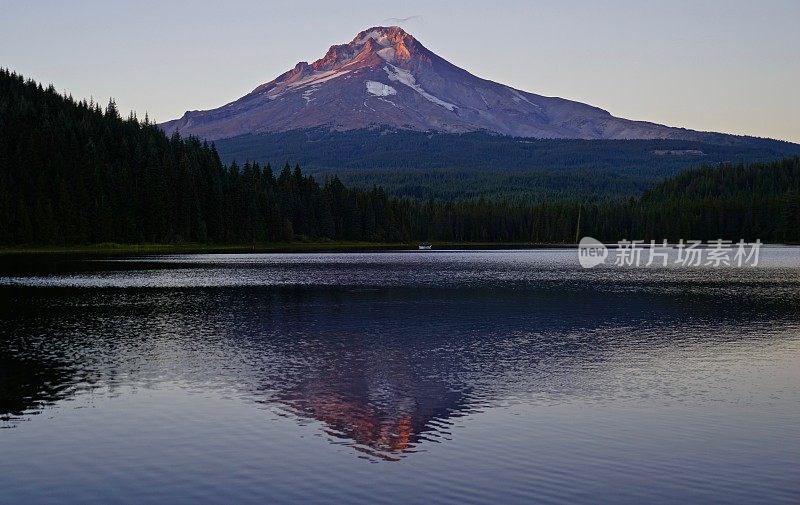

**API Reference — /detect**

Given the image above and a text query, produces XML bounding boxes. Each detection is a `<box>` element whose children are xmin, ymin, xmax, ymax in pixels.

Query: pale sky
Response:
<box><xmin>2</xmin><ymin>0</ymin><xmax>798</xmax><ymax>142</ymax></box>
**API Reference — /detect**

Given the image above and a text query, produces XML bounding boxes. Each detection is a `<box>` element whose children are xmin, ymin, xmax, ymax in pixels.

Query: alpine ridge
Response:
<box><xmin>160</xmin><ymin>26</ymin><xmax>770</xmax><ymax>143</ymax></box>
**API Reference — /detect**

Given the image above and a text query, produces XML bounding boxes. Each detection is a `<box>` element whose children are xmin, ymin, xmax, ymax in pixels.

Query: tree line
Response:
<box><xmin>1</xmin><ymin>68</ymin><xmax>798</xmax><ymax>245</ymax></box>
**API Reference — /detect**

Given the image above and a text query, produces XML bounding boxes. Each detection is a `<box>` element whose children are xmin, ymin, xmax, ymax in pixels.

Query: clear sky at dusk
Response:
<box><xmin>2</xmin><ymin>0</ymin><xmax>798</xmax><ymax>142</ymax></box>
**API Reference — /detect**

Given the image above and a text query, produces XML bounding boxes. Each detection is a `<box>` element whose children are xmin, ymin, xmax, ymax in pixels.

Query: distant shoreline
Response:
<box><xmin>0</xmin><ymin>242</ymin><xmax>588</xmax><ymax>255</ymax></box>
<box><xmin>1</xmin><ymin>241</ymin><xmax>796</xmax><ymax>256</ymax></box>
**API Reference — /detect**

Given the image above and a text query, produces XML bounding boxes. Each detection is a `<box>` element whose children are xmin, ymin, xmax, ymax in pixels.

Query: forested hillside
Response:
<box><xmin>630</xmin><ymin>157</ymin><xmax>800</xmax><ymax>241</ymax></box>
<box><xmin>1</xmin><ymin>69</ymin><xmax>797</xmax><ymax>246</ymax></box>
<box><xmin>215</xmin><ymin>129</ymin><xmax>800</xmax><ymax>201</ymax></box>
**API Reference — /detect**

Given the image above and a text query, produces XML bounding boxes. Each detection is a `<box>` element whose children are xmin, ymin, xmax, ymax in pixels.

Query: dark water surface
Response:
<box><xmin>1</xmin><ymin>249</ymin><xmax>799</xmax><ymax>504</ymax></box>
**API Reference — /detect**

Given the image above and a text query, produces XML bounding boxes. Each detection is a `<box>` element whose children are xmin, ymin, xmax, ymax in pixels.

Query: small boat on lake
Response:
<box><xmin>418</xmin><ymin>243</ymin><xmax>432</xmax><ymax>250</ymax></box>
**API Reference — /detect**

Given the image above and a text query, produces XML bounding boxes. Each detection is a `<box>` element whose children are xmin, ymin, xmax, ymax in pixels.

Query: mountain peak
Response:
<box><xmin>310</xmin><ymin>25</ymin><xmax>421</xmax><ymax>71</ymax></box>
<box><xmin>351</xmin><ymin>26</ymin><xmax>411</xmax><ymax>44</ymax></box>
<box><xmin>161</xmin><ymin>26</ymin><xmax>739</xmax><ymax>143</ymax></box>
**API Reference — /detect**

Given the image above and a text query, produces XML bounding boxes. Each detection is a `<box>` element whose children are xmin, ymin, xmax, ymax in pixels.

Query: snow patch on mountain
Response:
<box><xmin>355</xmin><ymin>29</ymin><xmax>383</xmax><ymax>45</ymax></box>
<box><xmin>366</xmin><ymin>81</ymin><xmax>397</xmax><ymax>97</ymax></box>
<box><xmin>510</xmin><ymin>88</ymin><xmax>541</xmax><ymax>109</ymax></box>
<box><xmin>384</xmin><ymin>65</ymin><xmax>456</xmax><ymax>111</ymax></box>
<box><xmin>356</xmin><ymin>29</ymin><xmax>394</xmax><ymax>48</ymax></box>
<box><xmin>302</xmin><ymin>86</ymin><xmax>319</xmax><ymax>104</ymax></box>
<box><xmin>286</xmin><ymin>69</ymin><xmax>351</xmax><ymax>91</ymax></box>
<box><xmin>377</xmin><ymin>97</ymin><xmax>397</xmax><ymax>107</ymax></box>
<box><xmin>376</xmin><ymin>47</ymin><xmax>396</xmax><ymax>62</ymax></box>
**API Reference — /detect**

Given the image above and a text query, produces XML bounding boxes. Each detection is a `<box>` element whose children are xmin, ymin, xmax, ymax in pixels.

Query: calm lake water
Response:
<box><xmin>1</xmin><ymin>249</ymin><xmax>799</xmax><ymax>504</ymax></box>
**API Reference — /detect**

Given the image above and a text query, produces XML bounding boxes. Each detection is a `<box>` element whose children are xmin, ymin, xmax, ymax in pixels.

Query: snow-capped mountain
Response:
<box><xmin>159</xmin><ymin>26</ymin><xmax>742</xmax><ymax>142</ymax></box>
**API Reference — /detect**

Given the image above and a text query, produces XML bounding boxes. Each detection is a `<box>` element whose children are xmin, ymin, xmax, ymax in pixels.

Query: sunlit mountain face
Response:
<box><xmin>160</xmin><ymin>26</ymin><xmax>770</xmax><ymax>143</ymax></box>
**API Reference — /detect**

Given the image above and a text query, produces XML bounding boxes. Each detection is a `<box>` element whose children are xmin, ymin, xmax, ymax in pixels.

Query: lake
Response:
<box><xmin>1</xmin><ymin>249</ymin><xmax>799</xmax><ymax>504</ymax></box>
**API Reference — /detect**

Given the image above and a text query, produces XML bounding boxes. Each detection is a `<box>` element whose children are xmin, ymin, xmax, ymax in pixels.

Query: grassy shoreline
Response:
<box><xmin>2</xmin><ymin>241</ymin><xmax>794</xmax><ymax>255</ymax></box>
<box><xmin>0</xmin><ymin>241</ymin><xmax>585</xmax><ymax>255</ymax></box>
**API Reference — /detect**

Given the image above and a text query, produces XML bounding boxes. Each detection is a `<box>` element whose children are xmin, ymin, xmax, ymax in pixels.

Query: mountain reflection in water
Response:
<box><xmin>1</xmin><ymin>251</ymin><xmax>799</xmax><ymax>503</ymax></box>
<box><xmin>2</xmin><ymin>282</ymin><xmax>797</xmax><ymax>458</ymax></box>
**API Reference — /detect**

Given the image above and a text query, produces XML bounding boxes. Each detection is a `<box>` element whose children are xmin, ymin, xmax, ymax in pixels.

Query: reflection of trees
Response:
<box><xmin>0</xmin><ymin>355</ymin><xmax>76</xmax><ymax>424</ymax></box>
